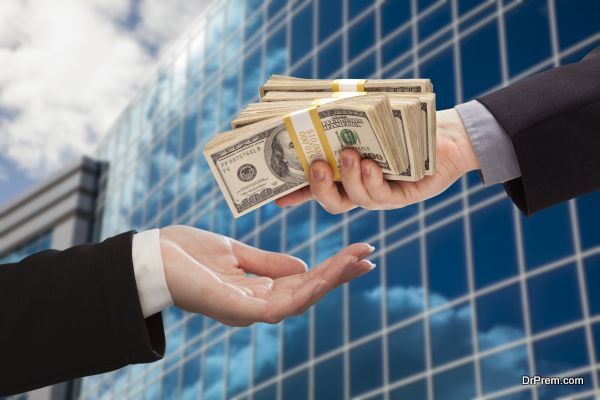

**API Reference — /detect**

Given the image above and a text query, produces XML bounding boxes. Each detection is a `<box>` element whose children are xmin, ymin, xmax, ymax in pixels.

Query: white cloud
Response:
<box><xmin>0</xmin><ymin>0</ymin><xmax>211</xmax><ymax>179</ymax></box>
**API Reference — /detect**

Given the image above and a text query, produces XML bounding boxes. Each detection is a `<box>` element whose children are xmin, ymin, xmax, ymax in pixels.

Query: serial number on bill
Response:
<box><xmin>219</xmin><ymin>147</ymin><xmax>261</xmax><ymax>168</ymax></box>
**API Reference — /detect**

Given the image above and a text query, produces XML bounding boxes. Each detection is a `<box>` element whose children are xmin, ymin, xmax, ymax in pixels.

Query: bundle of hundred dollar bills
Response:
<box><xmin>204</xmin><ymin>75</ymin><xmax>436</xmax><ymax>217</ymax></box>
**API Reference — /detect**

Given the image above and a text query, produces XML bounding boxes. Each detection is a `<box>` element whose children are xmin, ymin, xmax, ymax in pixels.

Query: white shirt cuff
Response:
<box><xmin>132</xmin><ymin>229</ymin><xmax>173</xmax><ymax>318</ymax></box>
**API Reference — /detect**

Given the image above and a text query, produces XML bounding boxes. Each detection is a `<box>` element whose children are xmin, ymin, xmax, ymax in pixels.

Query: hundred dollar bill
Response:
<box><xmin>205</xmin><ymin>95</ymin><xmax>405</xmax><ymax>217</ymax></box>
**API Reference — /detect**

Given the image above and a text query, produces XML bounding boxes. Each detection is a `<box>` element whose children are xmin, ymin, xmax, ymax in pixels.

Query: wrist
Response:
<box><xmin>438</xmin><ymin>108</ymin><xmax>480</xmax><ymax>173</ymax></box>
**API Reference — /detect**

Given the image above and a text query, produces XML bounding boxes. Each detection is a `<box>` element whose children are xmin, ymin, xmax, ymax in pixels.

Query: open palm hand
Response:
<box><xmin>159</xmin><ymin>225</ymin><xmax>375</xmax><ymax>326</ymax></box>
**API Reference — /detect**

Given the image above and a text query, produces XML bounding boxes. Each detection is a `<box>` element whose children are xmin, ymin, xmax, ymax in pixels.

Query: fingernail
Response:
<box><xmin>312</xmin><ymin>168</ymin><xmax>325</xmax><ymax>181</ymax></box>
<box><xmin>342</xmin><ymin>155</ymin><xmax>354</xmax><ymax>169</ymax></box>
<box><xmin>369</xmin><ymin>262</ymin><xmax>377</xmax><ymax>270</ymax></box>
<box><xmin>362</xmin><ymin>164</ymin><xmax>371</xmax><ymax>176</ymax></box>
<box><xmin>369</xmin><ymin>245</ymin><xmax>376</xmax><ymax>253</ymax></box>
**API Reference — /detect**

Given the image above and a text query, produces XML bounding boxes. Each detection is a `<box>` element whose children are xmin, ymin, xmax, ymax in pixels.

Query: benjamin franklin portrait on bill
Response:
<box><xmin>264</xmin><ymin>125</ymin><xmax>305</xmax><ymax>184</ymax></box>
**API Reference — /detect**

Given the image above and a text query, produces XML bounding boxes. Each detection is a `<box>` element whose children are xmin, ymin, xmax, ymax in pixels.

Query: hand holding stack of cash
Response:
<box><xmin>204</xmin><ymin>75</ymin><xmax>436</xmax><ymax>217</ymax></box>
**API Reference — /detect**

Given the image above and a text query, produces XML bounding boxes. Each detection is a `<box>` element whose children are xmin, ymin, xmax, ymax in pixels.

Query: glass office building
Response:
<box><xmin>78</xmin><ymin>0</ymin><xmax>600</xmax><ymax>399</ymax></box>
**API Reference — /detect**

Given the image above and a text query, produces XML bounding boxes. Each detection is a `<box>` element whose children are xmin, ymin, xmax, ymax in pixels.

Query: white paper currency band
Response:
<box><xmin>332</xmin><ymin>79</ymin><xmax>367</xmax><ymax>92</ymax></box>
<box><xmin>289</xmin><ymin>109</ymin><xmax>327</xmax><ymax>164</ymax></box>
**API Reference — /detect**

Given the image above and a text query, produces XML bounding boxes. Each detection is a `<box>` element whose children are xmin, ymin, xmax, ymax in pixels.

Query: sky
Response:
<box><xmin>0</xmin><ymin>0</ymin><xmax>211</xmax><ymax>206</ymax></box>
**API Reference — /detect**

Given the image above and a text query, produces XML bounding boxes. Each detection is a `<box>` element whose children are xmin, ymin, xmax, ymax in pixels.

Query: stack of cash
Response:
<box><xmin>204</xmin><ymin>76</ymin><xmax>436</xmax><ymax>217</ymax></box>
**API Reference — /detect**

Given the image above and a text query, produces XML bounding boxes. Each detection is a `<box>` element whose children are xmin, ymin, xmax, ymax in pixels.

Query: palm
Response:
<box><xmin>160</xmin><ymin>225</ymin><xmax>374</xmax><ymax>326</ymax></box>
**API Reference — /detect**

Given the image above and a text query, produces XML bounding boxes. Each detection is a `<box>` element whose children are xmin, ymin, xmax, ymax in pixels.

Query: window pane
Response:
<box><xmin>533</xmin><ymin>328</ymin><xmax>588</xmax><ymax>376</ymax></box>
<box><xmin>433</xmin><ymin>362</ymin><xmax>476</xmax><ymax>400</ymax></box>
<box><xmin>577</xmin><ymin>190</ymin><xmax>600</xmax><ymax>250</ymax></box>
<box><xmin>318</xmin><ymin>36</ymin><xmax>342</xmax><ymax>78</ymax></box>
<box><xmin>283</xmin><ymin>313</ymin><xmax>309</xmax><ymax>370</ymax></box>
<box><xmin>315</xmin><ymin>286</ymin><xmax>343</xmax><ymax>355</ymax></box>
<box><xmin>481</xmin><ymin>345</ymin><xmax>529</xmax><ymax>394</ymax></box>
<box><xmin>527</xmin><ymin>264</ymin><xmax>582</xmax><ymax>333</ymax></box>
<box><xmin>266</xmin><ymin>27</ymin><xmax>288</xmax><ymax>77</ymax></box>
<box><xmin>318</xmin><ymin>0</ymin><xmax>342</xmax><ymax>42</ymax></box>
<box><xmin>476</xmin><ymin>284</ymin><xmax>525</xmax><ymax>351</ymax></box>
<box><xmin>254</xmin><ymin>323</ymin><xmax>280</xmax><ymax>384</ymax></box>
<box><xmin>203</xmin><ymin>341</ymin><xmax>225</xmax><ymax>400</ymax></box>
<box><xmin>430</xmin><ymin>302</ymin><xmax>473</xmax><ymax>367</ymax></box>
<box><xmin>426</xmin><ymin>220</ymin><xmax>468</xmax><ymax>307</ymax></box>
<box><xmin>350</xmin><ymin>338</ymin><xmax>383</xmax><ymax>396</ymax></box>
<box><xmin>381</xmin><ymin>0</ymin><xmax>411</xmax><ymax>37</ymax></box>
<box><xmin>505</xmin><ymin>0</ymin><xmax>551</xmax><ymax>77</ymax></box>
<box><xmin>389</xmin><ymin>379</ymin><xmax>428</xmax><ymax>400</ymax></box>
<box><xmin>585</xmin><ymin>255</ymin><xmax>600</xmax><ymax>316</ymax></box>
<box><xmin>388</xmin><ymin>320</ymin><xmax>426</xmax><ymax>382</ymax></box>
<box><xmin>460</xmin><ymin>21</ymin><xmax>501</xmax><ymax>100</ymax></box>
<box><xmin>386</xmin><ymin>239</ymin><xmax>423</xmax><ymax>322</ymax></box>
<box><xmin>291</xmin><ymin>3</ymin><xmax>313</xmax><ymax>64</ymax></box>
<box><xmin>350</xmin><ymin>254</ymin><xmax>381</xmax><ymax>339</ymax></box>
<box><xmin>471</xmin><ymin>200</ymin><xmax>518</xmax><ymax>289</ymax></box>
<box><xmin>283</xmin><ymin>370</ymin><xmax>309</xmax><ymax>400</ymax></box>
<box><xmin>521</xmin><ymin>203</ymin><xmax>573</xmax><ymax>270</ymax></box>
<box><xmin>286</xmin><ymin>204</ymin><xmax>311</xmax><ymax>250</ymax></box>
<box><xmin>348</xmin><ymin>12</ymin><xmax>375</xmax><ymax>59</ymax></box>
<box><xmin>227</xmin><ymin>329</ymin><xmax>251</xmax><ymax>397</ymax></box>
<box><xmin>314</xmin><ymin>355</ymin><xmax>344</xmax><ymax>400</ymax></box>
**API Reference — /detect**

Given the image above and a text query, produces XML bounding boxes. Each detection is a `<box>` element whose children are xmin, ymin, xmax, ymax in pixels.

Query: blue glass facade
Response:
<box><xmin>80</xmin><ymin>0</ymin><xmax>600</xmax><ymax>399</ymax></box>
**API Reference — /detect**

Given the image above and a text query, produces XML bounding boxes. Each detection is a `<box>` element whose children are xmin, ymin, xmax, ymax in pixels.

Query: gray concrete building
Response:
<box><xmin>0</xmin><ymin>156</ymin><xmax>102</xmax><ymax>400</ymax></box>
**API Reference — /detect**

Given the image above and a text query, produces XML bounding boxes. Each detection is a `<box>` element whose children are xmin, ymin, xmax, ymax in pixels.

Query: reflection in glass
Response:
<box><xmin>433</xmin><ymin>362</ymin><xmax>476</xmax><ymax>400</ymax></box>
<box><xmin>350</xmin><ymin>338</ymin><xmax>383</xmax><ymax>396</ymax></box>
<box><xmin>315</xmin><ymin>355</ymin><xmax>344</xmax><ymax>400</ymax></box>
<box><xmin>430</xmin><ymin>302</ymin><xmax>472</xmax><ymax>367</ymax></box>
<box><xmin>471</xmin><ymin>200</ymin><xmax>518</xmax><ymax>288</ymax></box>
<box><xmin>533</xmin><ymin>328</ymin><xmax>588</xmax><ymax>376</ymax></box>
<box><xmin>426</xmin><ymin>219</ymin><xmax>468</xmax><ymax>307</ymax></box>
<box><xmin>388</xmin><ymin>320</ymin><xmax>426</xmax><ymax>382</ymax></box>
<box><xmin>182</xmin><ymin>356</ymin><xmax>201</xmax><ymax>400</ymax></box>
<box><xmin>283</xmin><ymin>313</ymin><xmax>309</xmax><ymax>370</ymax></box>
<box><xmin>283</xmin><ymin>369</ymin><xmax>309</xmax><ymax>400</ymax></box>
<box><xmin>227</xmin><ymin>329</ymin><xmax>251</xmax><ymax>397</ymax></box>
<box><xmin>527</xmin><ymin>264</ymin><xmax>582</xmax><ymax>333</ymax></box>
<box><xmin>476</xmin><ymin>284</ymin><xmax>525</xmax><ymax>351</ymax></box>
<box><xmin>481</xmin><ymin>345</ymin><xmax>528</xmax><ymax>394</ymax></box>
<box><xmin>254</xmin><ymin>323</ymin><xmax>279</xmax><ymax>384</ymax></box>
<box><xmin>203</xmin><ymin>340</ymin><xmax>225</xmax><ymax>400</ymax></box>
<box><xmin>386</xmin><ymin>239</ymin><xmax>424</xmax><ymax>324</ymax></box>
<box><xmin>350</xmin><ymin>255</ymin><xmax>381</xmax><ymax>339</ymax></box>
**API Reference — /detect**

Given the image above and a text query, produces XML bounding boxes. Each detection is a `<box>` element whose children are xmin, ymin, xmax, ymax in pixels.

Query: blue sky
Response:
<box><xmin>0</xmin><ymin>0</ymin><xmax>210</xmax><ymax>207</ymax></box>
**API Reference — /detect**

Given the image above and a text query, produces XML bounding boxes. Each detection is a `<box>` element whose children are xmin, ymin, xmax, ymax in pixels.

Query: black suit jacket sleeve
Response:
<box><xmin>477</xmin><ymin>46</ymin><xmax>600</xmax><ymax>215</ymax></box>
<box><xmin>0</xmin><ymin>231</ymin><xmax>165</xmax><ymax>396</ymax></box>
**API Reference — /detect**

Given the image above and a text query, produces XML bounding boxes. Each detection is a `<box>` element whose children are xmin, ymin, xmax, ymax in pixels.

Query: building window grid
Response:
<box><xmin>80</xmin><ymin>0</ymin><xmax>600</xmax><ymax>398</ymax></box>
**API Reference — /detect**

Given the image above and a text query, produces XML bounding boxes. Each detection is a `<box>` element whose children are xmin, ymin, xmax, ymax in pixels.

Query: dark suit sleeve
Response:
<box><xmin>477</xmin><ymin>46</ymin><xmax>600</xmax><ymax>215</ymax></box>
<box><xmin>0</xmin><ymin>231</ymin><xmax>165</xmax><ymax>396</ymax></box>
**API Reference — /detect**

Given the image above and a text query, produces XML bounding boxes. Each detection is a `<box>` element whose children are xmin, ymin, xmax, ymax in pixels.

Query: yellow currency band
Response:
<box><xmin>283</xmin><ymin>107</ymin><xmax>341</xmax><ymax>181</ymax></box>
<box><xmin>308</xmin><ymin>107</ymin><xmax>341</xmax><ymax>181</ymax></box>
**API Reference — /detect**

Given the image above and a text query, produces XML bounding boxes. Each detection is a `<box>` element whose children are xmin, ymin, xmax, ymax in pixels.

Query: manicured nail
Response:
<box><xmin>312</xmin><ymin>168</ymin><xmax>325</xmax><ymax>181</ymax></box>
<box><xmin>342</xmin><ymin>155</ymin><xmax>354</xmax><ymax>169</ymax></box>
<box><xmin>369</xmin><ymin>262</ymin><xmax>377</xmax><ymax>270</ymax></box>
<box><xmin>362</xmin><ymin>164</ymin><xmax>371</xmax><ymax>176</ymax></box>
<box><xmin>369</xmin><ymin>245</ymin><xmax>376</xmax><ymax>253</ymax></box>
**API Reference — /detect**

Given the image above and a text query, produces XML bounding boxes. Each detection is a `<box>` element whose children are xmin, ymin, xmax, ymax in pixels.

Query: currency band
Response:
<box><xmin>283</xmin><ymin>107</ymin><xmax>340</xmax><ymax>181</ymax></box>
<box><xmin>331</xmin><ymin>79</ymin><xmax>367</xmax><ymax>92</ymax></box>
